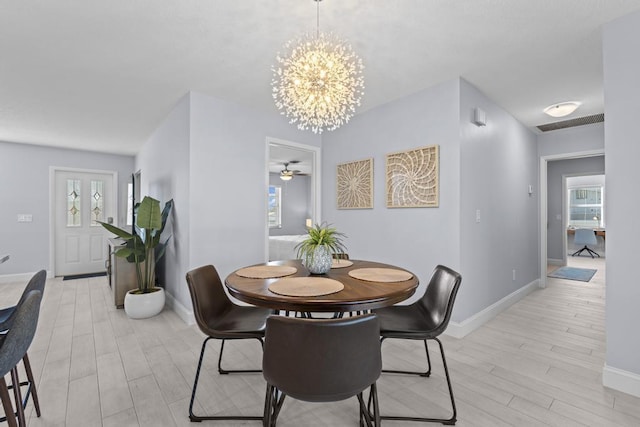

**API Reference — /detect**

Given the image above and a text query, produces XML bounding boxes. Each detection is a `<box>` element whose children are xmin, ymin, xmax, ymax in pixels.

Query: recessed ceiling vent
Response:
<box><xmin>536</xmin><ymin>113</ymin><xmax>604</xmax><ymax>132</ymax></box>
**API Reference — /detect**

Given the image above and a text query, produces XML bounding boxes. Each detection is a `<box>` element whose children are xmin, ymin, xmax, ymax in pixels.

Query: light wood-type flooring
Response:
<box><xmin>2</xmin><ymin>256</ymin><xmax>640</xmax><ymax>426</ymax></box>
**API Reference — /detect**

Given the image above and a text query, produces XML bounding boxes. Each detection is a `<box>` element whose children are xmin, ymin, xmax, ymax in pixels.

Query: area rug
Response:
<box><xmin>548</xmin><ymin>267</ymin><xmax>596</xmax><ymax>282</ymax></box>
<box><xmin>63</xmin><ymin>271</ymin><xmax>107</xmax><ymax>281</ymax></box>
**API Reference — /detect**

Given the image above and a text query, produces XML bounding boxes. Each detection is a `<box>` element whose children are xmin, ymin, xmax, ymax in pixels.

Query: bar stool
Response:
<box><xmin>0</xmin><ymin>290</ymin><xmax>43</xmax><ymax>427</ymax></box>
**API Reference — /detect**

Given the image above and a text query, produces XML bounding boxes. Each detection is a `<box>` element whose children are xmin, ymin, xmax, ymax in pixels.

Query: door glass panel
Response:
<box><xmin>91</xmin><ymin>180</ymin><xmax>104</xmax><ymax>226</ymax></box>
<box><xmin>67</xmin><ymin>179</ymin><xmax>81</xmax><ymax>227</ymax></box>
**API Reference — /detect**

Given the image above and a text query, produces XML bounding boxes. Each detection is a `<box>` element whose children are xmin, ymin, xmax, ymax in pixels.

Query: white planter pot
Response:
<box><xmin>124</xmin><ymin>287</ymin><xmax>165</xmax><ymax>319</ymax></box>
<box><xmin>303</xmin><ymin>246</ymin><xmax>333</xmax><ymax>275</ymax></box>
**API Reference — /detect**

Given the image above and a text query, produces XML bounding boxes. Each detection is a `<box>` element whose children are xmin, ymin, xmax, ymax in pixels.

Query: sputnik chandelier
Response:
<box><xmin>272</xmin><ymin>0</ymin><xmax>365</xmax><ymax>134</ymax></box>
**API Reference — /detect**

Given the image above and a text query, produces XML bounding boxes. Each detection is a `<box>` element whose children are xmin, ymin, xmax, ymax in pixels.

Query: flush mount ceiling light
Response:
<box><xmin>272</xmin><ymin>0</ymin><xmax>365</xmax><ymax>134</ymax></box>
<box><xmin>543</xmin><ymin>101</ymin><xmax>581</xmax><ymax>118</ymax></box>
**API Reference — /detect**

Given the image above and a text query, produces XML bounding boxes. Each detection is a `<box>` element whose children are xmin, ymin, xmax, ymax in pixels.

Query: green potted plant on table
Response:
<box><xmin>295</xmin><ymin>222</ymin><xmax>347</xmax><ymax>274</ymax></box>
<box><xmin>100</xmin><ymin>196</ymin><xmax>173</xmax><ymax>319</ymax></box>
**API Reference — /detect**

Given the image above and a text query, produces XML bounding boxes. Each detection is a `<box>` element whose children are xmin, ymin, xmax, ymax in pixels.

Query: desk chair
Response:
<box><xmin>373</xmin><ymin>265</ymin><xmax>462</xmax><ymax>425</ymax></box>
<box><xmin>572</xmin><ymin>228</ymin><xmax>600</xmax><ymax>258</ymax></box>
<box><xmin>185</xmin><ymin>265</ymin><xmax>271</xmax><ymax>422</ymax></box>
<box><xmin>263</xmin><ymin>314</ymin><xmax>381</xmax><ymax>426</ymax></box>
<box><xmin>0</xmin><ymin>290</ymin><xmax>42</xmax><ymax>427</ymax></box>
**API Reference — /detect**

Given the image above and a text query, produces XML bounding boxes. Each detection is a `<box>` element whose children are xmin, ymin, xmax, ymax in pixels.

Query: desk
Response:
<box><xmin>567</xmin><ymin>229</ymin><xmax>606</xmax><ymax>239</ymax></box>
<box><xmin>225</xmin><ymin>259</ymin><xmax>419</xmax><ymax>313</ymax></box>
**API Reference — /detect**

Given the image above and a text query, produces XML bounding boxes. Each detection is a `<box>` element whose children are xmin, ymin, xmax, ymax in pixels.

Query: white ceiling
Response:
<box><xmin>2</xmin><ymin>1</ymin><xmax>640</xmax><ymax>156</ymax></box>
<box><xmin>269</xmin><ymin>143</ymin><xmax>314</xmax><ymax>175</ymax></box>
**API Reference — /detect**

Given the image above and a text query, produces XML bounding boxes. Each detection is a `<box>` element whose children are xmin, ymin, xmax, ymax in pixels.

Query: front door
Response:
<box><xmin>54</xmin><ymin>170</ymin><xmax>115</xmax><ymax>276</ymax></box>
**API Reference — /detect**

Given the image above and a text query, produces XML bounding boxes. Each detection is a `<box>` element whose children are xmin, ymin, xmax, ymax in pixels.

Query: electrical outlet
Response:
<box><xmin>512</xmin><ymin>269</ymin><xmax>516</xmax><ymax>281</ymax></box>
<box><xmin>476</xmin><ymin>209</ymin><xmax>481</xmax><ymax>223</ymax></box>
<box><xmin>17</xmin><ymin>214</ymin><xmax>33</xmax><ymax>222</ymax></box>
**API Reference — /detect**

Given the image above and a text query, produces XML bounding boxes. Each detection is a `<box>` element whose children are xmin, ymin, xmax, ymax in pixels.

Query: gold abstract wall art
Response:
<box><xmin>336</xmin><ymin>158</ymin><xmax>373</xmax><ymax>209</ymax></box>
<box><xmin>386</xmin><ymin>145</ymin><xmax>439</xmax><ymax>208</ymax></box>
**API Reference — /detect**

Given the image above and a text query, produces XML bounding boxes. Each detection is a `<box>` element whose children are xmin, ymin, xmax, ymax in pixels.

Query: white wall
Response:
<box><xmin>546</xmin><ymin>156</ymin><xmax>605</xmax><ymax>260</ymax></box>
<box><xmin>458</xmin><ymin>79</ymin><xmax>539</xmax><ymax>321</ymax></box>
<box><xmin>321</xmin><ymin>79</ymin><xmax>462</xmax><ymax>312</ymax></box>
<box><xmin>135</xmin><ymin>94</ymin><xmax>191</xmax><ymax>311</ymax></box>
<box><xmin>188</xmin><ymin>92</ymin><xmax>320</xmax><ymax>297</ymax></box>
<box><xmin>538</xmin><ymin>122</ymin><xmax>604</xmax><ymax>158</ymax></box>
<box><xmin>603</xmin><ymin>9</ymin><xmax>640</xmax><ymax>395</ymax></box>
<box><xmin>0</xmin><ymin>141</ymin><xmax>134</xmax><ymax>277</ymax></box>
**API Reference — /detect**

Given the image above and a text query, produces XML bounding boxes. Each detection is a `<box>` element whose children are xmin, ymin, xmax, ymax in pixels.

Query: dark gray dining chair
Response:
<box><xmin>0</xmin><ymin>270</ymin><xmax>46</xmax><ymax>331</ymax></box>
<box><xmin>185</xmin><ymin>265</ymin><xmax>271</xmax><ymax>422</ymax></box>
<box><xmin>263</xmin><ymin>314</ymin><xmax>381</xmax><ymax>426</ymax></box>
<box><xmin>0</xmin><ymin>270</ymin><xmax>46</xmax><ymax>425</ymax></box>
<box><xmin>0</xmin><ymin>290</ymin><xmax>43</xmax><ymax>427</ymax></box>
<box><xmin>373</xmin><ymin>265</ymin><xmax>462</xmax><ymax>425</ymax></box>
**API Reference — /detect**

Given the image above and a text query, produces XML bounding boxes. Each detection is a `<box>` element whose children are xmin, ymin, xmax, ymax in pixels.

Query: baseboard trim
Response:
<box><xmin>547</xmin><ymin>258</ymin><xmax>564</xmax><ymax>266</ymax></box>
<box><xmin>445</xmin><ymin>279</ymin><xmax>540</xmax><ymax>338</ymax></box>
<box><xmin>165</xmin><ymin>290</ymin><xmax>195</xmax><ymax>325</ymax></box>
<box><xmin>603</xmin><ymin>364</ymin><xmax>640</xmax><ymax>398</ymax></box>
<box><xmin>0</xmin><ymin>271</ymin><xmax>52</xmax><ymax>284</ymax></box>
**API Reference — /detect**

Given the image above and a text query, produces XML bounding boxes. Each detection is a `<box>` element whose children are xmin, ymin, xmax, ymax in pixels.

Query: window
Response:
<box><xmin>268</xmin><ymin>185</ymin><xmax>282</xmax><ymax>228</ymax></box>
<box><xmin>568</xmin><ymin>186</ymin><xmax>604</xmax><ymax>228</ymax></box>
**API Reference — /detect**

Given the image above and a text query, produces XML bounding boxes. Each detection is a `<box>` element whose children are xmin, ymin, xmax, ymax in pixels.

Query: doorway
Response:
<box><xmin>51</xmin><ymin>168</ymin><xmax>117</xmax><ymax>276</ymax></box>
<box><xmin>265</xmin><ymin>138</ymin><xmax>320</xmax><ymax>261</ymax></box>
<box><xmin>539</xmin><ymin>149</ymin><xmax>604</xmax><ymax>287</ymax></box>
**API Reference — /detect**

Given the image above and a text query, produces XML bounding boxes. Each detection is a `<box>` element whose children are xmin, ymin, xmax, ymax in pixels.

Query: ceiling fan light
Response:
<box><xmin>280</xmin><ymin>170</ymin><xmax>294</xmax><ymax>181</ymax></box>
<box><xmin>543</xmin><ymin>101</ymin><xmax>581</xmax><ymax>118</ymax></box>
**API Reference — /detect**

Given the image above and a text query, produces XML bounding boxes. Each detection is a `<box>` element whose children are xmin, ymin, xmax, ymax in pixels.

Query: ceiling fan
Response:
<box><xmin>280</xmin><ymin>161</ymin><xmax>303</xmax><ymax>181</ymax></box>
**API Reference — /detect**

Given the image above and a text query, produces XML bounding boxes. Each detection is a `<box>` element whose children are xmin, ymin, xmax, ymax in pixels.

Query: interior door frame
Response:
<box><xmin>265</xmin><ymin>137</ymin><xmax>321</xmax><ymax>262</ymax></box>
<box><xmin>49</xmin><ymin>166</ymin><xmax>119</xmax><ymax>277</ymax></box>
<box><xmin>539</xmin><ymin>148</ymin><xmax>604</xmax><ymax>287</ymax></box>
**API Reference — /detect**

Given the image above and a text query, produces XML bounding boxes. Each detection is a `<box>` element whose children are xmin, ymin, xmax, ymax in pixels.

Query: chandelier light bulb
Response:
<box><xmin>272</xmin><ymin>32</ymin><xmax>365</xmax><ymax>134</ymax></box>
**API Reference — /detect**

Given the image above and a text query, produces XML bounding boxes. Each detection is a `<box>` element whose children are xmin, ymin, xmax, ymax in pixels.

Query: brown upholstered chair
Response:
<box><xmin>185</xmin><ymin>265</ymin><xmax>271</xmax><ymax>422</ymax></box>
<box><xmin>0</xmin><ymin>290</ymin><xmax>43</xmax><ymax>427</ymax></box>
<box><xmin>373</xmin><ymin>265</ymin><xmax>462</xmax><ymax>425</ymax></box>
<box><xmin>262</xmin><ymin>314</ymin><xmax>381</xmax><ymax>426</ymax></box>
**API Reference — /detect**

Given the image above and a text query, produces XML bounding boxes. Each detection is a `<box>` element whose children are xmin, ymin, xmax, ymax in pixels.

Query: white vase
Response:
<box><xmin>124</xmin><ymin>287</ymin><xmax>165</xmax><ymax>319</ymax></box>
<box><xmin>303</xmin><ymin>246</ymin><xmax>333</xmax><ymax>275</ymax></box>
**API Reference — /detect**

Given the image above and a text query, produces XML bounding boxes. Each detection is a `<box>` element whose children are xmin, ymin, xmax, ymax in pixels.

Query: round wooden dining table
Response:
<box><xmin>225</xmin><ymin>259</ymin><xmax>419</xmax><ymax>313</ymax></box>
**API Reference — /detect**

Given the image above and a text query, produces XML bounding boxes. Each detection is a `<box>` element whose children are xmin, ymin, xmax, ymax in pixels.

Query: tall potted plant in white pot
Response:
<box><xmin>100</xmin><ymin>196</ymin><xmax>173</xmax><ymax>319</ymax></box>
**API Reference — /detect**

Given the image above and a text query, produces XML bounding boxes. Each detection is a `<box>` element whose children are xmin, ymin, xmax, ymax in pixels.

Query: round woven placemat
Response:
<box><xmin>348</xmin><ymin>268</ymin><xmax>413</xmax><ymax>283</ymax></box>
<box><xmin>331</xmin><ymin>259</ymin><xmax>354</xmax><ymax>269</ymax></box>
<box><xmin>268</xmin><ymin>277</ymin><xmax>344</xmax><ymax>297</ymax></box>
<box><xmin>235</xmin><ymin>265</ymin><xmax>297</xmax><ymax>279</ymax></box>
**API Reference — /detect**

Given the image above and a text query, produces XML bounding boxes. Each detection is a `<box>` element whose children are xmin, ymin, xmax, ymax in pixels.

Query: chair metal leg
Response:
<box><xmin>381</xmin><ymin>338</ymin><xmax>457</xmax><ymax>425</ymax></box>
<box><xmin>572</xmin><ymin>245</ymin><xmax>600</xmax><ymax>258</ymax></box>
<box><xmin>357</xmin><ymin>384</ymin><xmax>379</xmax><ymax>427</ymax></box>
<box><xmin>361</xmin><ymin>383</ymin><xmax>381</xmax><ymax>427</ymax></box>
<box><xmin>218</xmin><ymin>337</ymin><xmax>264</xmax><ymax>375</ymax></box>
<box><xmin>0</xmin><ymin>377</ymin><xmax>18</xmax><ymax>427</ymax></box>
<box><xmin>381</xmin><ymin>337</ymin><xmax>431</xmax><ymax>377</ymax></box>
<box><xmin>264</xmin><ymin>385</ymin><xmax>285</xmax><ymax>427</ymax></box>
<box><xmin>263</xmin><ymin>384</ymin><xmax>274</xmax><ymax>427</ymax></box>
<box><xmin>189</xmin><ymin>337</ymin><xmax>263</xmax><ymax>422</ymax></box>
